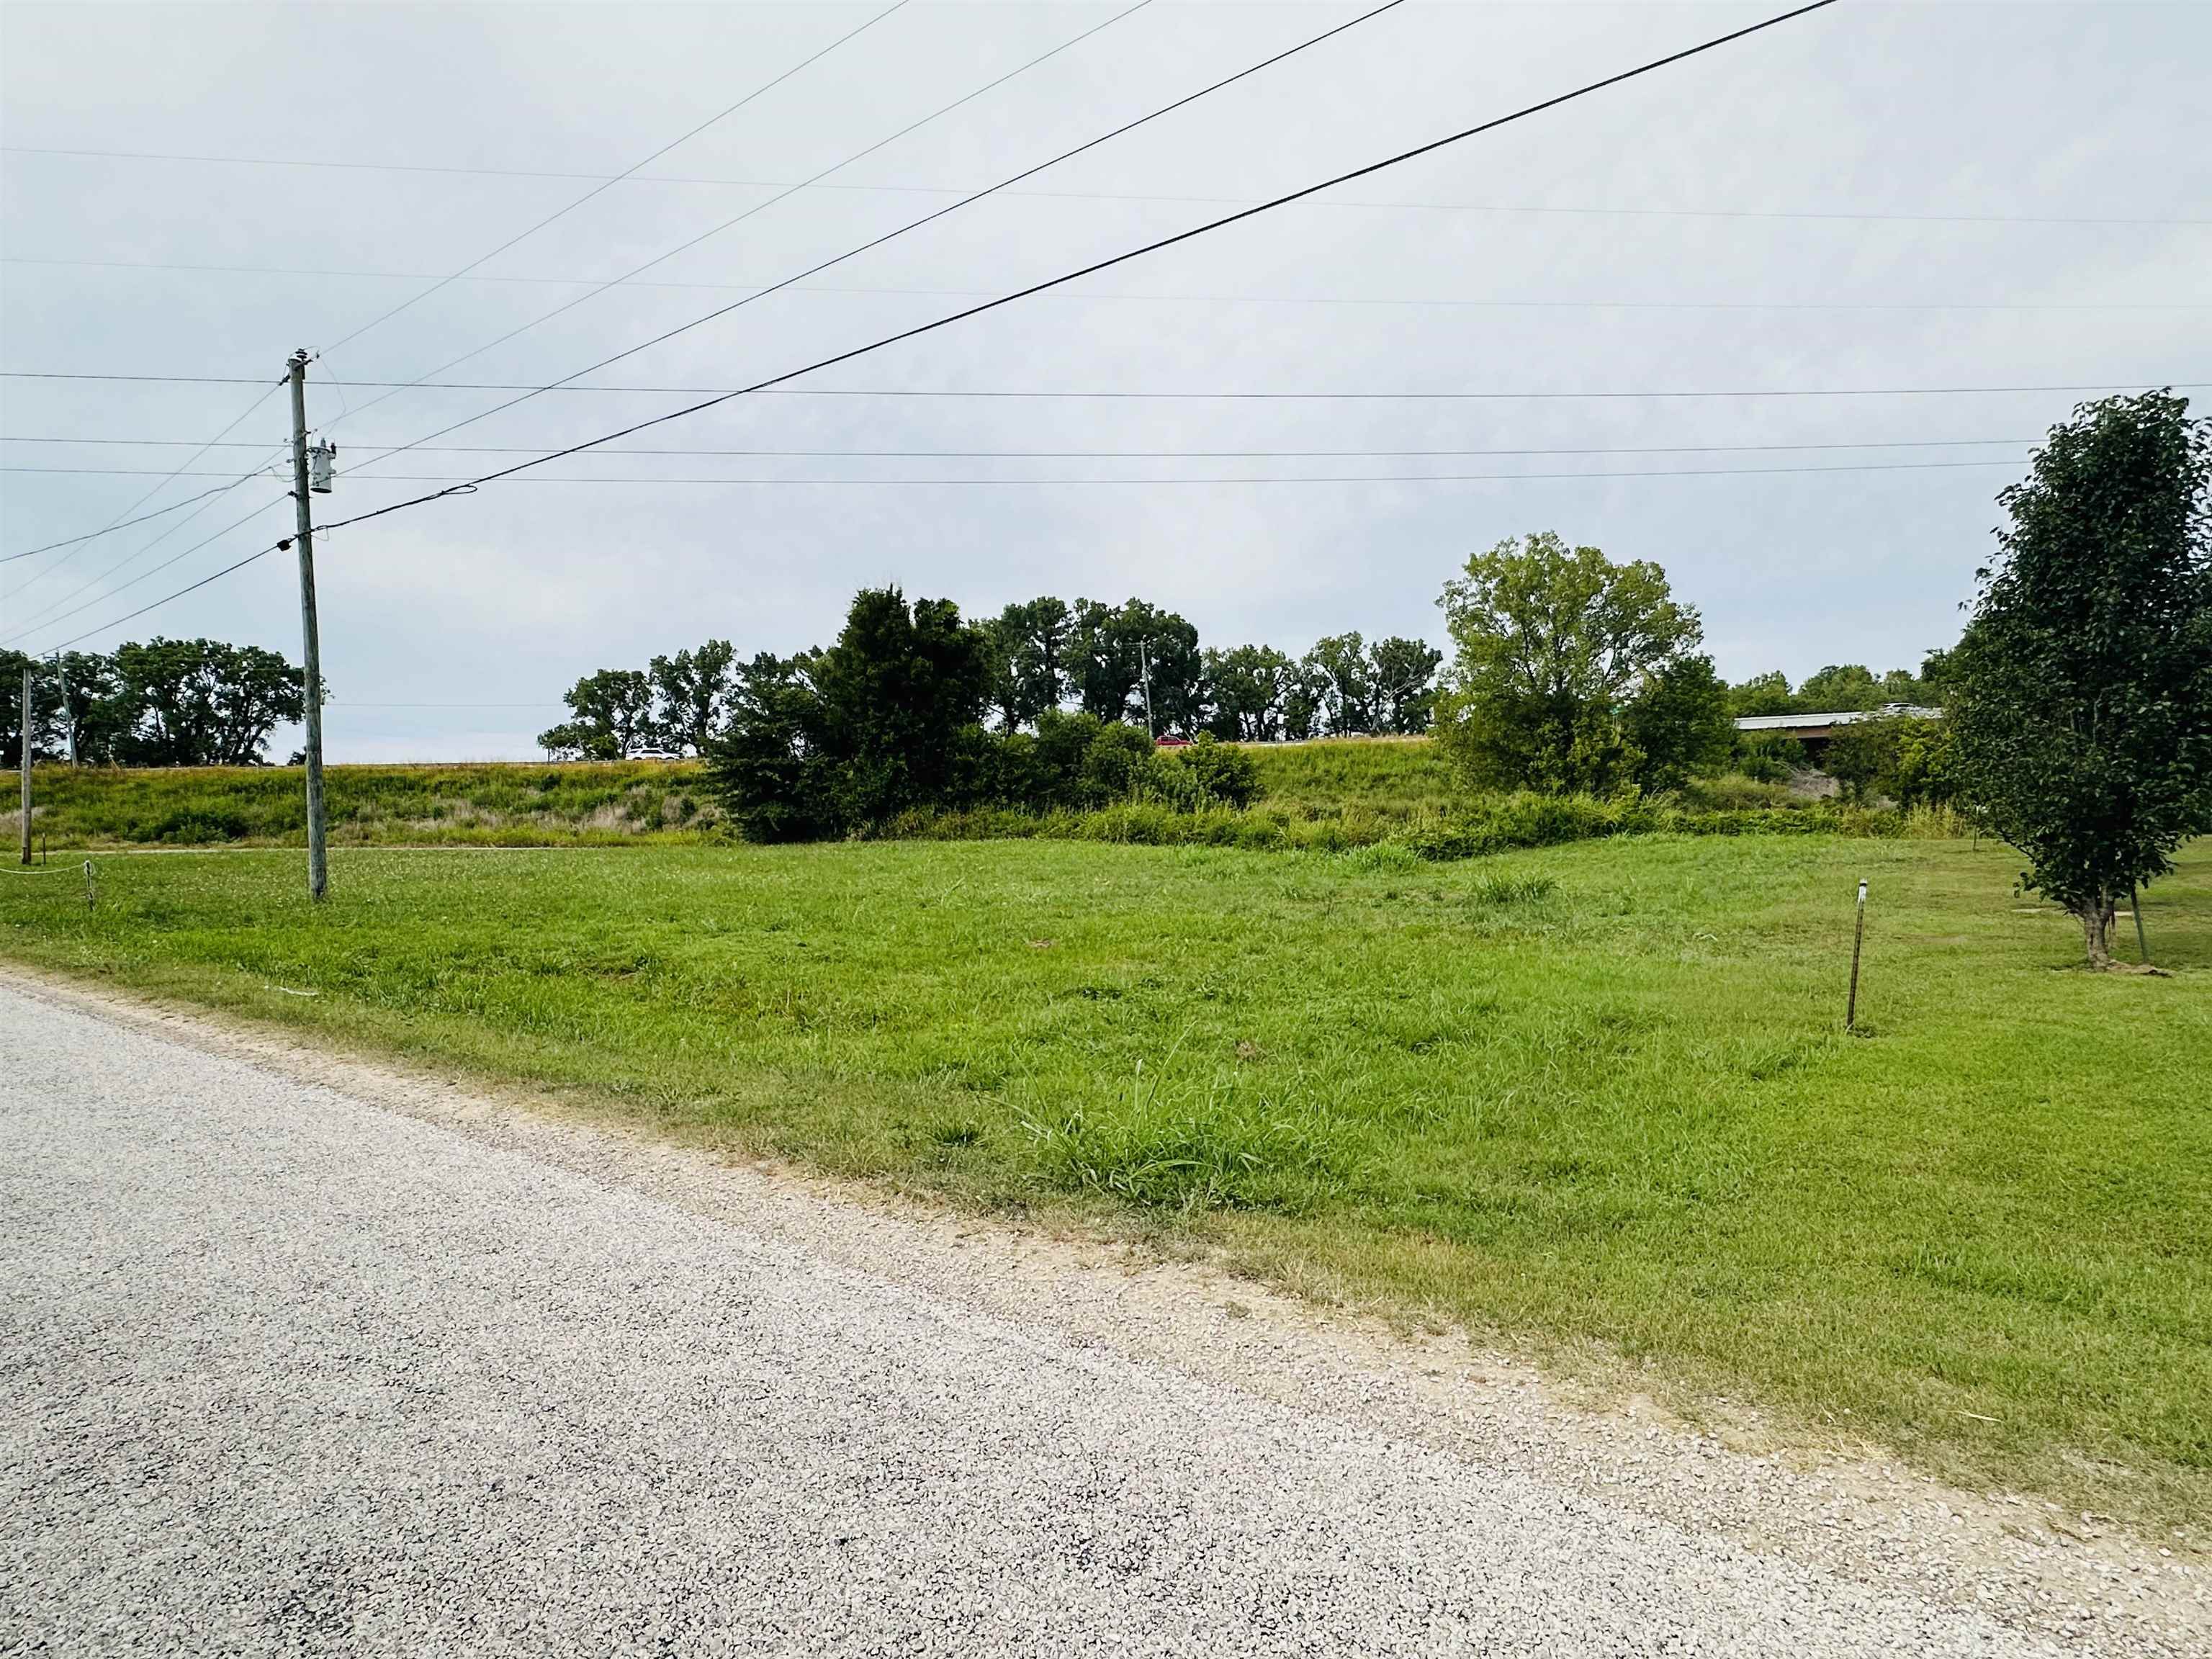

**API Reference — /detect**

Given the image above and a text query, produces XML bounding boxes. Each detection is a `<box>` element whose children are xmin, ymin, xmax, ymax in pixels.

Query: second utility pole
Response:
<box><xmin>17</xmin><ymin>663</ymin><xmax>30</xmax><ymax>866</ymax></box>
<box><xmin>287</xmin><ymin>349</ymin><xmax>328</xmax><ymax>902</ymax></box>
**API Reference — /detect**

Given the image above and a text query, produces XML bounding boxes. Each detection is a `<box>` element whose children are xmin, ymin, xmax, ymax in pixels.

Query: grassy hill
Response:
<box><xmin>9</xmin><ymin>739</ymin><xmax>1876</xmax><ymax>855</ymax></box>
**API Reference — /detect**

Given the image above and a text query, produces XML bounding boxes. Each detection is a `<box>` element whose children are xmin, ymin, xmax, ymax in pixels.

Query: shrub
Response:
<box><xmin>1162</xmin><ymin>733</ymin><xmax>1262</xmax><ymax>809</ymax></box>
<box><xmin>1079</xmin><ymin>721</ymin><xmax>1157</xmax><ymax>804</ymax></box>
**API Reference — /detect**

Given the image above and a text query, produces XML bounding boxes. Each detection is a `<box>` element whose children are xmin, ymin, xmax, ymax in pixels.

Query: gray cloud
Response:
<box><xmin>4</xmin><ymin>1</ymin><xmax>2206</xmax><ymax>761</ymax></box>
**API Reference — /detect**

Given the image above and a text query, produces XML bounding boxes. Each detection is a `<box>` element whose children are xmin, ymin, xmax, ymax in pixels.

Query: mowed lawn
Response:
<box><xmin>4</xmin><ymin>834</ymin><xmax>2208</xmax><ymax>1527</ymax></box>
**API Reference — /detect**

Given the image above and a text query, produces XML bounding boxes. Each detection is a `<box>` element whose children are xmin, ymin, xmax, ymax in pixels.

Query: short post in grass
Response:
<box><xmin>2131</xmin><ymin>881</ymin><xmax>2151</xmax><ymax>967</ymax></box>
<box><xmin>84</xmin><ymin>860</ymin><xmax>95</xmax><ymax>914</ymax></box>
<box><xmin>1846</xmin><ymin>878</ymin><xmax>1868</xmax><ymax>1031</ymax></box>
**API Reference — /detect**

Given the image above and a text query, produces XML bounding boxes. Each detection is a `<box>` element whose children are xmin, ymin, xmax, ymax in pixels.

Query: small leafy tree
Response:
<box><xmin>1794</xmin><ymin>663</ymin><xmax>1884</xmax><ymax>712</ymax></box>
<box><xmin>1948</xmin><ymin>390</ymin><xmax>2211</xmax><ymax>967</ymax></box>
<box><xmin>1621</xmin><ymin>655</ymin><xmax>1733</xmax><ymax>791</ymax></box>
<box><xmin>1728</xmin><ymin>671</ymin><xmax>1796</xmax><ymax>717</ymax></box>
<box><xmin>1368</xmin><ymin>636</ymin><xmax>1443</xmax><ymax>734</ymax></box>
<box><xmin>1822</xmin><ymin>717</ymin><xmax>1899</xmax><ymax>804</ymax></box>
<box><xmin>538</xmin><ymin>667</ymin><xmax>657</xmax><ymax>759</ymax></box>
<box><xmin>1432</xmin><ymin>532</ymin><xmax>1709</xmax><ymax>793</ymax></box>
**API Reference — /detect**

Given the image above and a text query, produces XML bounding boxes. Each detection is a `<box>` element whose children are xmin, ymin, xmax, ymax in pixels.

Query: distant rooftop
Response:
<box><xmin>1734</xmin><ymin>702</ymin><xmax>1942</xmax><ymax>733</ymax></box>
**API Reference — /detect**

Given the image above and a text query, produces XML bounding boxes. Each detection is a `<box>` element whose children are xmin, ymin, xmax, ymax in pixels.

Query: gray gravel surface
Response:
<box><xmin>0</xmin><ymin>976</ymin><xmax>2198</xmax><ymax>1657</ymax></box>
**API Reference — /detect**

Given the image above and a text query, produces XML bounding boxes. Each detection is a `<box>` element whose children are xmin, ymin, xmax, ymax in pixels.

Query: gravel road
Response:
<box><xmin>0</xmin><ymin>976</ymin><xmax>2196</xmax><ymax>1657</ymax></box>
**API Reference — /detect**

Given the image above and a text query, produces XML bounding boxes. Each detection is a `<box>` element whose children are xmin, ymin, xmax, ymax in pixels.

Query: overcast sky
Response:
<box><xmin>3</xmin><ymin>1</ymin><xmax>2206</xmax><ymax>760</ymax></box>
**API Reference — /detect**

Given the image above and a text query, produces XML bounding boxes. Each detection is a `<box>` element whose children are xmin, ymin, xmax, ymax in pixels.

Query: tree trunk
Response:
<box><xmin>2077</xmin><ymin>896</ymin><xmax>2117</xmax><ymax>969</ymax></box>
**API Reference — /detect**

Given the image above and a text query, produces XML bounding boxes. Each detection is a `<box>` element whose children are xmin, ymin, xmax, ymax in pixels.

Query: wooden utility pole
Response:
<box><xmin>2131</xmin><ymin>882</ymin><xmax>2150</xmax><ymax>966</ymax></box>
<box><xmin>17</xmin><ymin>662</ymin><xmax>30</xmax><ymax>866</ymax></box>
<box><xmin>287</xmin><ymin>350</ymin><xmax>328</xmax><ymax>902</ymax></box>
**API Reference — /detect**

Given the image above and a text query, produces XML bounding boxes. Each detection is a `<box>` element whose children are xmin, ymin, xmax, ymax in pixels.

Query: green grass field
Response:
<box><xmin>4</xmin><ymin>831</ymin><xmax>2206</xmax><ymax>1530</ymax></box>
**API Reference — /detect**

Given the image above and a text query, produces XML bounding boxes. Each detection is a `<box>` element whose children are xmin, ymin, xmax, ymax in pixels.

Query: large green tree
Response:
<box><xmin>1948</xmin><ymin>390</ymin><xmax>2211</xmax><ymax>967</ymax></box>
<box><xmin>538</xmin><ymin>668</ymin><xmax>657</xmax><ymax>760</ymax></box>
<box><xmin>1203</xmin><ymin>644</ymin><xmax>1299</xmax><ymax>741</ymax></box>
<box><xmin>1070</xmin><ymin>598</ymin><xmax>1202</xmax><ymax>735</ymax></box>
<box><xmin>1432</xmin><ymin>532</ymin><xmax>1718</xmax><ymax>793</ymax></box>
<box><xmin>0</xmin><ymin>650</ymin><xmax>66</xmax><ymax>768</ymax></box>
<box><xmin>706</xmin><ymin>588</ymin><xmax>992</xmax><ymax>838</ymax></box>
<box><xmin>107</xmin><ymin>638</ymin><xmax>305</xmax><ymax>766</ymax></box>
<box><xmin>647</xmin><ymin>640</ymin><xmax>736</xmax><ymax>756</ymax></box>
<box><xmin>1306</xmin><ymin>631</ymin><xmax>1376</xmax><ymax>734</ymax></box>
<box><xmin>984</xmin><ymin>597</ymin><xmax>1073</xmax><ymax>730</ymax></box>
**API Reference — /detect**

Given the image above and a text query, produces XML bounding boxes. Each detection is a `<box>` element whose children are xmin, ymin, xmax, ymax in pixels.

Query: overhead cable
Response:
<box><xmin>315</xmin><ymin>0</ymin><xmax>912</xmax><ymax>357</ymax></box>
<box><xmin>321</xmin><ymin>0</ymin><xmax>1164</xmax><ymax>446</ymax></box>
<box><xmin>9</xmin><ymin>145</ymin><xmax>2206</xmax><ymax>228</ymax></box>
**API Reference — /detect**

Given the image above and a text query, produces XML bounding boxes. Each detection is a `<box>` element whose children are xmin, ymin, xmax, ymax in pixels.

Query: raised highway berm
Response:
<box><xmin>1</xmin><ymin>968</ymin><xmax>2200</xmax><ymax>1657</ymax></box>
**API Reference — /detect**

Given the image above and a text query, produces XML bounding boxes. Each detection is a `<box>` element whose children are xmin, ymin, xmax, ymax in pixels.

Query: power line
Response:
<box><xmin>16</xmin><ymin>256</ymin><xmax>2196</xmax><ymax>312</ymax></box>
<box><xmin>4</xmin><ymin>458</ymin><xmax>2027</xmax><ymax>485</ymax></box>
<box><xmin>0</xmin><ymin>436</ymin><xmax>2042</xmax><ymax>457</ymax></box>
<box><xmin>7</xmin><ymin>371</ymin><xmax>2195</xmax><ymax>400</ymax></box>
<box><xmin>10</xmin><ymin>3</ymin><xmax>1966</xmax><ymax>648</ymax></box>
<box><xmin>322</xmin><ymin>0</ymin><xmax>1164</xmax><ymax>447</ymax></box>
<box><xmin>33</xmin><ymin>535</ymin><xmax>289</xmax><ymax>653</ymax></box>
<box><xmin>9</xmin><ymin>145</ymin><xmax>2206</xmax><ymax>228</ymax></box>
<box><xmin>1</xmin><ymin>480</ymin><xmax>253</xmax><ymax>561</ymax></box>
<box><xmin>1</xmin><ymin>494</ymin><xmax>290</xmax><ymax>647</ymax></box>
<box><xmin>1</xmin><ymin>379</ymin><xmax>284</xmax><ymax>605</ymax></box>
<box><xmin>10</xmin><ymin>443</ymin><xmax>2017</xmax><ymax>655</ymax></box>
<box><xmin>315</xmin><ymin>0</ymin><xmax>910</xmax><ymax>359</ymax></box>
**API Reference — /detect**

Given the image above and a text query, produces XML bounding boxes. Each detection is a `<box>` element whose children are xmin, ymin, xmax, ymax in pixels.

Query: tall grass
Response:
<box><xmin>15</xmin><ymin>744</ymin><xmax>1964</xmax><ymax>858</ymax></box>
<box><xmin>14</xmin><ymin>761</ymin><xmax>714</xmax><ymax>848</ymax></box>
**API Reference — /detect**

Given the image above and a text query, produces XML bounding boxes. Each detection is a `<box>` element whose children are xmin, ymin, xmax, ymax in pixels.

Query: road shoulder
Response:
<box><xmin>1</xmin><ymin>961</ymin><xmax>2200</xmax><ymax>1655</ymax></box>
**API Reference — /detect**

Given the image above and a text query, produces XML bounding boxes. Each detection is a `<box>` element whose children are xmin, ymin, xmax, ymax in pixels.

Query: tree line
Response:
<box><xmin>538</xmin><ymin>598</ymin><xmax>1443</xmax><ymax>760</ymax></box>
<box><xmin>1</xmin><ymin>639</ymin><xmax>305</xmax><ymax>768</ymax></box>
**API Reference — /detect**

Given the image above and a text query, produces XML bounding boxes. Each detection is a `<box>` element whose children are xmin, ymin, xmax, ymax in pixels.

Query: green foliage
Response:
<box><xmin>1167</xmin><ymin>733</ymin><xmax>1262</xmax><ymax>809</ymax></box>
<box><xmin>1203</xmin><ymin>643</ymin><xmax>1302</xmax><ymax>740</ymax></box>
<box><xmin>10</xmin><ymin>640</ymin><xmax>305</xmax><ymax>769</ymax></box>
<box><xmin>539</xmin><ymin>667</ymin><xmax>655</xmax><ymax>760</ymax></box>
<box><xmin>1432</xmin><ymin>531</ymin><xmax>1719</xmax><ymax>793</ymax></box>
<box><xmin>0</xmin><ymin>649</ymin><xmax>66</xmax><ymax>766</ymax></box>
<box><xmin>647</xmin><ymin>640</ymin><xmax>736</xmax><ymax>756</ymax></box>
<box><xmin>703</xmin><ymin>589</ymin><xmax>994</xmax><ymax>840</ymax></box>
<box><xmin>1822</xmin><ymin>716</ymin><xmax>1961</xmax><ymax>809</ymax></box>
<box><xmin>1068</xmin><ymin>597</ymin><xmax>1205</xmax><ymax>735</ymax></box>
<box><xmin>106</xmin><ymin>638</ymin><xmax>305</xmax><ymax>767</ymax></box>
<box><xmin>1728</xmin><ymin>671</ymin><xmax>1797</xmax><ymax>718</ymax></box>
<box><xmin>984</xmin><ymin>596</ymin><xmax>1073</xmax><ymax>730</ymax></box>
<box><xmin>1948</xmin><ymin>390</ymin><xmax>2212</xmax><ymax>963</ymax></box>
<box><xmin>13</xmin><ymin>760</ymin><xmax>713</xmax><ymax>847</ymax></box>
<box><xmin>1732</xmin><ymin>732</ymin><xmax>1807</xmax><ymax>783</ymax></box>
<box><xmin>1822</xmin><ymin>718</ymin><xmax>1897</xmax><ymax>804</ymax></box>
<box><xmin>1622</xmin><ymin>655</ymin><xmax>1734</xmax><ymax>791</ymax></box>
<box><xmin>1795</xmin><ymin>662</ymin><xmax>1886</xmax><ymax>712</ymax></box>
<box><xmin>1369</xmin><ymin>635</ymin><xmax>1444</xmax><ymax>734</ymax></box>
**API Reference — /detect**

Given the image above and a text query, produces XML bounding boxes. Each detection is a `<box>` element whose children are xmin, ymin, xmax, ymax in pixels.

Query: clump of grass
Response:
<box><xmin>1023</xmin><ymin>1069</ymin><xmax>1357</xmax><ymax>1214</ymax></box>
<box><xmin>1467</xmin><ymin>871</ymin><xmax>1557</xmax><ymax>905</ymax></box>
<box><xmin>1339</xmin><ymin>842</ymin><xmax>1425</xmax><ymax>876</ymax></box>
